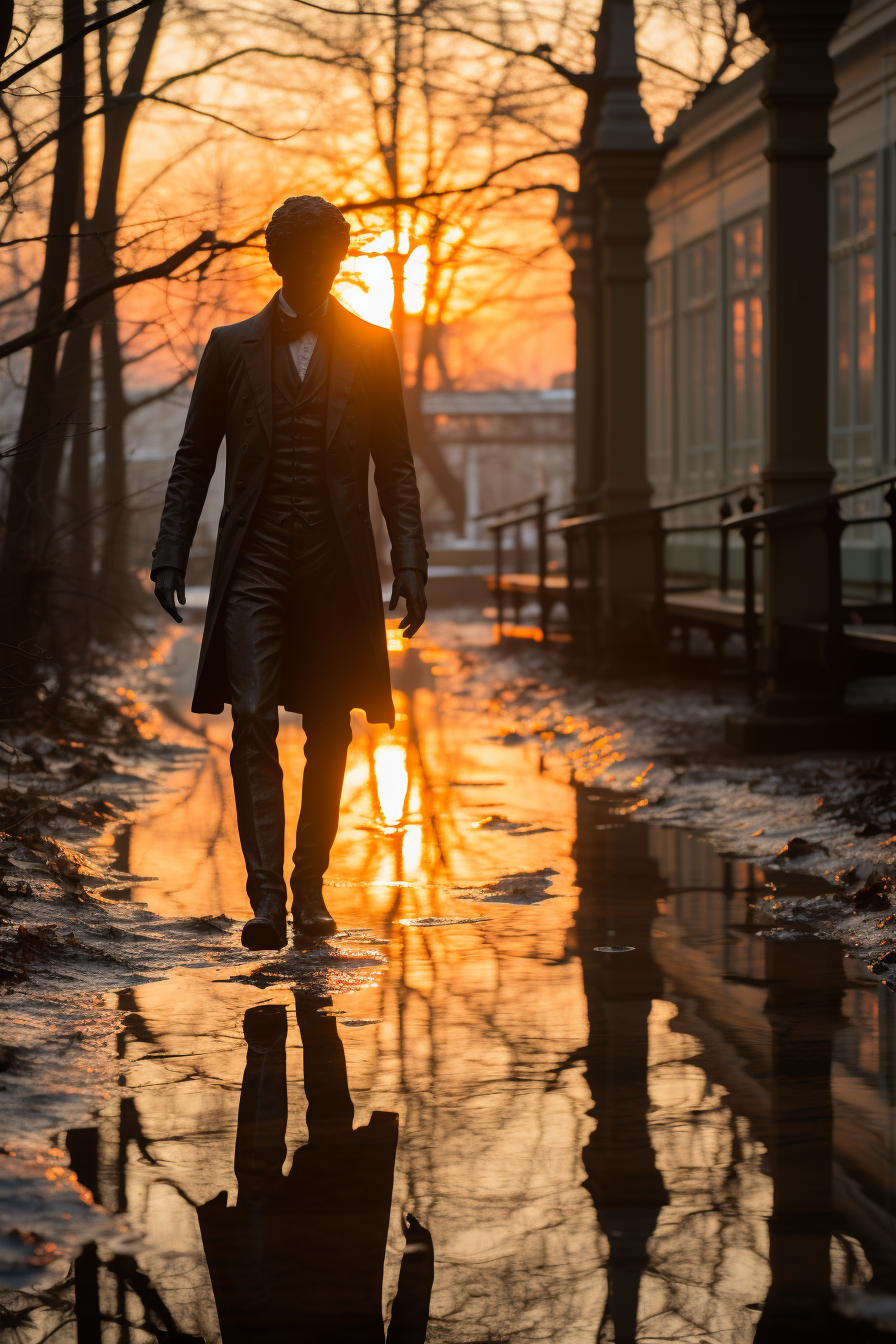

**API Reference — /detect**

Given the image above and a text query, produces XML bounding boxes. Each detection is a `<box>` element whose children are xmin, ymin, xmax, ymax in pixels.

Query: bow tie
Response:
<box><xmin>279</xmin><ymin>309</ymin><xmax>324</xmax><ymax>342</ymax></box>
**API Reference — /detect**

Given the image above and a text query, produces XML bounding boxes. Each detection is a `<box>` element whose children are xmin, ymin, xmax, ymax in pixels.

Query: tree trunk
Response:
<box><xmin>0</xmin><ymin>0</ymin><xmax>85</xmax><ymax>652</ymax></box>
<box><xmin>0</xmin><ymin>2</ymin><xmax>15</xmax><ymax>65</ymax></box>
<box><xmin>91</xmin><ymin>0</ymin><xmax>164</xmax><ymax>626</ymax></box>
<box><xmin>405</xmin><ymin>317</ymin><xmax>465</xmax><ymax>530</ymax></box>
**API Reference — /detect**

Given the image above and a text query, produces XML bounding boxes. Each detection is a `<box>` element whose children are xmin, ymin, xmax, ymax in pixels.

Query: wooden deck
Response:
<box><xmin>484</xmin><ymin>573</ymin><xmax>586</xmax><ymax>594</ymax></box>
<box><xmin>638</xmin><ymin>587</ymin><xmax>764</xmax><ymax>629</ymax></box>
<box><xmin>483</xmin><ymin>572</ymin><xmax>896</xmax><ymax>663</ymax></box>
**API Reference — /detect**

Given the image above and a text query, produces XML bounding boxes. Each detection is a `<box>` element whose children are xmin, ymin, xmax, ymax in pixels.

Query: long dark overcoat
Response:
<box><xmin>150</xmin><ymin>293</ymin><xmax>427</xmax><ymax>726</ymax></box>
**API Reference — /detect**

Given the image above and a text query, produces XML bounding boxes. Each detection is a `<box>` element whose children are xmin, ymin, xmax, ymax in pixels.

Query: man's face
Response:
<box><xmin>276</xmin><ymin>233</ymin><xmax>344</xmax><ymax>312</ymax></box>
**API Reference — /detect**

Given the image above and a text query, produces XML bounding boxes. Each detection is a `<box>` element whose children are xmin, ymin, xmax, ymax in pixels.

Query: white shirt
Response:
<box><xmin>279</xmin><ymin>292</ymin><xmax>328</xmax><ymax>382</ymax></box>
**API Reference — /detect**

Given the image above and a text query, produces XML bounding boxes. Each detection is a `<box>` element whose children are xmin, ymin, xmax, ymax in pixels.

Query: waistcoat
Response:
<box><xmin>258</xmin><ymin>322</ymin><xmax>334</xmax><ymax>528</ymax></box>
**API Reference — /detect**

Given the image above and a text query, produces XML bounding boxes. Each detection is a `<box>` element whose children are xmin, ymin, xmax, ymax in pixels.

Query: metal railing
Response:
<box><xmin>475</xmin><ymin>492</ymin><xmax>599</xmax><ymax>639</ymax></box>
<box><xmin>554</xmin><ymin>482</ymin><xmax>761</xmax><ymax>653</ymax></box>
<box><xmin>721</xmin><ymin>471</ymin><xmax>896</xmax><ymax>695</ymax></box>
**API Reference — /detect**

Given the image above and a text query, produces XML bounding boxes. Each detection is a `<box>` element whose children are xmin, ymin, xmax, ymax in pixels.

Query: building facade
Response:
<box><xmin>647</xmin><ymin>0</ymin><xmax>896</xmax><ymax>587</ymax></box>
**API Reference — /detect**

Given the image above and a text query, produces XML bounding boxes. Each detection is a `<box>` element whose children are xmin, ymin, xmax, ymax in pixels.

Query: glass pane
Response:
<box><xmin>705</xmin><ymin>307</ymin><xmax>716</xmax><ymax>440</ymax></box>
<box><xmin>732</xmin><ymin>298</ymin><xmax>746</xmax><ymax>442</ymax></box>
<box><xmin>857</xmin><ymin>250</ymin><xmax>875</xmax><ymax>426</ymax></box>
<box><xmin>730</xmin><ymin>227</ymin><xmax>746</xmax><ymax>285</ymax></box>
<box><xmin>834</xmin><ymin>257</ymin><xmax>851</xmax><ymax>428</ymax></box>
<box><xmin>854</xmin><ymin>432</ymin><xmax>873</xmax><ymax>476</ymax></box>
<box><xmin>704</xmin><ymin>239</ymin><xmax>716</xmax><ymax>298</ymax></box>
<box><xmin>834</xmin><ymin>179</ymin><xmax>852</xmax><ymax>244</ymax></box>
<box><xmin>832</xmin><ymin>432</ymin><xmax>854</xmax><ymax>486</ymax></box>
<box><xmin>748</xmin><ymin>295</ymin><xmax>763</xmax><ymax>438</ymax></box>
<box><xmin>857</xmin><ymin>168</ymin><xmax>875</xmax><ymax>235</ymax></box>
<box><xmin>688</xmin><ymin>314</ymin><xmax>701</xmax><ymax>446</ymax></box>
<box><xmin>749</xmin><ymin>218</ymin><xmax>763</xmax><ymax>279</ymax></box>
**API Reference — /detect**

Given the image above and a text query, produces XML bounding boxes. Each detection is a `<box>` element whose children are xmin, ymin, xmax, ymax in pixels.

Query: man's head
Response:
<box><xmin>265</xmin><ymin>195</ymin><xmax>350</xmax><ymax>313</ymax></box>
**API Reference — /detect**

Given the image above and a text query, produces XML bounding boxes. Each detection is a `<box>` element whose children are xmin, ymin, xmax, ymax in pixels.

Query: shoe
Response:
<box><xmin>291</xmin><ymin>883</ymin><xmax>337</xmax><ymax>937</ymax></box>
<box><xmin>241</xmin><ymin>891</ymin><xmax>287</xmax><ymax>950</ymax></box>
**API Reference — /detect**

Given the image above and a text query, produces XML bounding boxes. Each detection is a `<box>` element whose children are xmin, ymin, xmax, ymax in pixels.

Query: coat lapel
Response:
<box><xmin>240</xmin><ymin>293</ymin><xmax>279</xmax><ymax>444</ymax></box>
<box><xmin>326</xmin><ymin>299</ymin><xmax>362</xmax><ymax>449</ymax></box>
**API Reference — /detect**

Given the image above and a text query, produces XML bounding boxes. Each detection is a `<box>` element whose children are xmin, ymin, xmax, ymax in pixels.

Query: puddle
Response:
<box><xmin>2</xmin><ymin>632</ymin><xmax>896</xmax><ymax>1341</ymax></box>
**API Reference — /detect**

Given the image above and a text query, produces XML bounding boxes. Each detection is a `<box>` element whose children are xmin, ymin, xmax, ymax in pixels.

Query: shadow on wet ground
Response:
<box><xmin>3</xmin><ymin>631</ymin><xmax>896</xmax><ymax>1341</ymax></box>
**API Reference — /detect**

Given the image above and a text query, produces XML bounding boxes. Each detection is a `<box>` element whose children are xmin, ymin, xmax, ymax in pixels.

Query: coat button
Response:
<box><xmin>245</xmin><ymin>415</ymin><xmax>252</xmax><ymax>424</ymax></box>
<box><xmin>347</xmin><ymin>439</ymin><xmax>356</xmax><ymax>449</ymax></box>
<box><xmin>237</xmin><ymin>516</ymin><xmax>246</xmax><ymax>525</ymax></box>
<box><xmin>357</xmin><ymin>503</ymin><xmax>364</xmax><ymax>516</ymax></box>
<box><xmin>236</xmin><ymin>480</ymin><xmax>245</xmax><ymax>490</ymax></box>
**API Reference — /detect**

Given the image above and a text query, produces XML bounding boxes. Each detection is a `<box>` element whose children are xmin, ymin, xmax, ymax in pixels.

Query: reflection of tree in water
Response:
<box><xmin>11</xmin><ymin>657</ymin><xmax>896</xmax><ymax>1341</ymax></box>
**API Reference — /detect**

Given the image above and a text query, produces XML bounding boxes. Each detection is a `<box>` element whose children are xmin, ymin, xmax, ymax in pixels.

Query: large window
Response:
<box><xmin>830</xmin><ymin>164</ymin><xmax>876</xmax><ymax>482</ymax></box>
<box><xmin>727</xmin><ymin>216</ymin><xmax>764</xmax><ymax>482</ymax></box>
<box><xmin>681</xmin><ymin>237</ymin><xmax>717</xmax><ymax>485</ymax></box>
<box><xmin>648</xmin><ymin>257</ymin><xmax>674</xmax><ymax>492</ymax></box>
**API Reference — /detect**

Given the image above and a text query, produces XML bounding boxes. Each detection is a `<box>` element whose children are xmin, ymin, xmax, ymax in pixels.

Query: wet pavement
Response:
<box><xmin>3</xmin><ymin>622</ymin><xmax>896</xmax><ymax>1341</ymax></box>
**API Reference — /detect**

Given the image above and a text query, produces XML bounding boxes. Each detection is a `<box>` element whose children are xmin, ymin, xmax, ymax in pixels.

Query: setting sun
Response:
<box><xmin>334</xmin><ymin>232</ymin><xmax>429</xmax><ymax>329</ymax></box>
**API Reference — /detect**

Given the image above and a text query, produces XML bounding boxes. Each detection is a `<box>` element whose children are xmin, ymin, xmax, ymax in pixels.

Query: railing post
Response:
<box><xmin>565</xmin><ymin>527</ymin><xmax>576</xmax><ymax>642</ymax></box>
<box><xmin>513</xmin><ymin>520</ymin><xmax>523</xmax><ymax>624</ymax></box>
<box><xmin>822</xmin><ymin>497</ymin><xmax>846</xmax><ymax>705</ymax></box>
<box><xmin>886</xmin><ymin>480</ymin><xmax>896</xmax><ymax>626</ymax></box>
<box><xmin>587</xmin><ymin>523</ymin><xmax>598</xmax><ymax>661</ymax></box>
<box><xmin>741</xmin><ymin>519</ymin><xmax>758</xmax><ymax>697</ymax></box>
<box><xmin>493</xmin><ymin>523</ymin><xmax>503</xmax><ymax>644</ymax></box>
<box><xmin>719</xmin><ymin>498</ymin><xmax>733</xmax><ymax>596</ymax></box>
<box><xmin>537</xmin><ymin>493</ymin><xmax>548</xmax><ymax>642</ymax></box>
<box><xmin>652</xmin><ymin>511</ymin><xmax>666</xmax><ymax>646</ymax></box>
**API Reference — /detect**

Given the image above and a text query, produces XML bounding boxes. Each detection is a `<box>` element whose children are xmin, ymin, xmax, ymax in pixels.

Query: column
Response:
<box><xmin>574</xmin><ymin>786</ymin><xmax>668</xmax><ymax>1342</ymax></box>
<box><xmin>584</xmin><ymin>0</ymin><xmax>665</xmax><ymax>656</ymax></box>
<box><xmin>755</xmin><ymin>939</ymin><xmax>845</xmax><ymax>1340</ymax></box>
<box><xmin>739</xmin><ymin>0</ymin><xmax>851</xmax><ymax>686</ymax></box>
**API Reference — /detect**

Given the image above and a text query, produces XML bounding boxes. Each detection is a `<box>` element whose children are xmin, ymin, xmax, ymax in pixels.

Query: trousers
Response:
<box><xmin>224</xmin><ymin>506</ymin><xmax>360</xmax><ymax>906</ymax></box>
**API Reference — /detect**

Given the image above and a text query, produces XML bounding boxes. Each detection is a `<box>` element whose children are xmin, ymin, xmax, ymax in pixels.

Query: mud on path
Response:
<box><xmin>2</xmin><ymin>614</ymin><xmax>896</xmax><ymax>1340</ymax></box>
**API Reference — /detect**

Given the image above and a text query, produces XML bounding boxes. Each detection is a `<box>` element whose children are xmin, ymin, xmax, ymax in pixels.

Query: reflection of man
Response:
<box><xmin>151</xmin><ymin>196</ymin><xmax>428</xmax><ymax>949</ymax></box>
<box><xmin>198</xmin><ymin>999</ymin><xmax>434</xmax><ymax>1343</ymax></box>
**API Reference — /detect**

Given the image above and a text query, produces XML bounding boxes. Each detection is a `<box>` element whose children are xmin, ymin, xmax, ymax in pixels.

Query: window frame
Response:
<box><xmin>829</xmin><ymin>159</ymin><xmax>880</xmax><ymax>486</ymax></box>
<box><xmin>725</xmin><ymin>211</ymin><xmax>767</xmax><ymax>486</ymax></box>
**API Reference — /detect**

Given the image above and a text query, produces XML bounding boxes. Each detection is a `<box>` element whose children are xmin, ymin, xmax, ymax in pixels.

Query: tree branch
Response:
<box><xmin>0</xmin><ymin>0</ymin><xmax>156</xmax><ymax>92</ymax></box>
<box><xmin>0</xmin><ymin>230</ymin><xmax>230</xmax><ymax>360</ymax></box>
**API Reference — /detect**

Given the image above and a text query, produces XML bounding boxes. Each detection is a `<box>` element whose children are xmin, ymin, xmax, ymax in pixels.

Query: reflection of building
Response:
<box><xmin>573</xmin><ymin>787</ymin><xmax>668</xmax><ymax>1343</ymax></box>
<box><xmin>572</xmin><ymin>788</ymin><xmax>896</xmax><ymax>1338</ymax></box>
<box><xmin>646</xmin><ymin>822</ymin><xmax>896</xmax><ymax>1336</ymax></box>
<box><xmin>646</xmin><ymin>3</ymin><xmax>896</xmax><ymax>590</ymax></box>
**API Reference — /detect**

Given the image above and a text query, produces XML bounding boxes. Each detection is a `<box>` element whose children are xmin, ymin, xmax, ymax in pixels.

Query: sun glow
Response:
<box><xmin>334</xmin><ymin>232</ymin><xmax>429</xmax><ymax>329</ymax></box>
<box><xmin>374</xmin><ymin>740</ymin><xmax>409</xmax><ymax>826</ymax></box>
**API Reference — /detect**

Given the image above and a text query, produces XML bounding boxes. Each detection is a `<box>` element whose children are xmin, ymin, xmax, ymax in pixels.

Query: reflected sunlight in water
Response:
<box><xmin>374</xmin><ymin>741</ymin><xmax>409</xmax><ymax>828</ymax></box>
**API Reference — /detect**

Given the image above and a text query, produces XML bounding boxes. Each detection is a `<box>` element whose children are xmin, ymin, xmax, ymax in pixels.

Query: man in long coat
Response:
<box><xmin>151</xmin><ymin>196</ymin><xmax>427</xmax><ymax>950</ymax></box>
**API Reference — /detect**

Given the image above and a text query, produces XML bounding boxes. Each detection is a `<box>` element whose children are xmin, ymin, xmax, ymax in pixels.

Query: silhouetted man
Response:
<box><xmin>151</xmin><ymin>196</ymin><xmax>427</xmax><ymax>950</ymax></box>
<box><xmin>197</xmin><ymin>1000</ymin><xmax>434</xmax><ymax>1343</ymax></box>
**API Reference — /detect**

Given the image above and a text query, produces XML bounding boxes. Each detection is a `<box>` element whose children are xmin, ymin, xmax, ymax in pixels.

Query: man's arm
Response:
<box><xmin>151</xmin><ymin>329</ymin><xmax>227</xmax><ymax>585</ymax></box>
<box><xmin>369</xmin><ymin>332</ymin><xmax>428</xmax><ymax>638</ymax></box>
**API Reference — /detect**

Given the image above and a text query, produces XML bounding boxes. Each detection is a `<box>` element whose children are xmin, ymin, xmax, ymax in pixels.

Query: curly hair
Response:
<box><xmin>264</xmin><ymin>196</ymin><xmax>350</xmax><ymax>272</ymax></box>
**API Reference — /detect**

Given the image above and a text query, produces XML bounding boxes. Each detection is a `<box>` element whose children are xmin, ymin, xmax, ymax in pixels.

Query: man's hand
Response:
<box><xmin>154</xmin><ymin>567</ymin><xmax>186</xmax><ymax>624</ymax></box>
<box><xmin>389</xmin><ymin>568</ymin><xmax>427</xmax><ymax>639</ymax></box>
